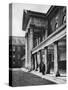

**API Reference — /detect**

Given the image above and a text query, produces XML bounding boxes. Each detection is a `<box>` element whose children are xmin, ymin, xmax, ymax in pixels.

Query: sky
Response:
<box><xmin>12</xmin><ymin>3</ymin><xmax>51</xmax><ymax>37</ymax></box>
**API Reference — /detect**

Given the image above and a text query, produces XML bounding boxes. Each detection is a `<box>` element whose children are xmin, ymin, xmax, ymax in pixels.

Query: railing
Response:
<box><xmin>32</xmin><ymin>23</ymin><xmax>66</xmax><ymax>54</ymax></box>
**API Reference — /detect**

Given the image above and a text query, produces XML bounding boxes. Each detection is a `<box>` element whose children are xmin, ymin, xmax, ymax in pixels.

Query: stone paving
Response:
<box><xmin>21</xmin><ymin>68</ymin><xmax>67</xmax><ymax>84</ymax></box>
<box><xmin>11</xmin><ymin>68</ymin><xmax>56</xmax><ymax>87</ymax></box>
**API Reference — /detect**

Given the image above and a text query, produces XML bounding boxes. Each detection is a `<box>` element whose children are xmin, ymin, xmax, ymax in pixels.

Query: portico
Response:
<box><xmin>22</xmin><ymin>6</ymin><xmax>66</xmax><ymax>76</ymax></box>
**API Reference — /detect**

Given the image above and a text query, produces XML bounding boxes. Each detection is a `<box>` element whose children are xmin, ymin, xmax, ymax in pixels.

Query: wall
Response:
<box><xmin>48</xmin><ymin>7</ymin><xmax>66</xmax><ymax>35</ymax></box>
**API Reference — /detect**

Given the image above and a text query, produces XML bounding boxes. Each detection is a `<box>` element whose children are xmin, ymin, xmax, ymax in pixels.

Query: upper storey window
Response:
<box><xmin>55</xmin><ymin>22</ymin><xmax>58</xmax><ymax>29</ymax></box>
<box><xmin>62</xmin><ymin>7</ymin><xmax>66</xmax><ymax>24</ymax></box>
<box><xmin>63</xmin><ymin>15</ymin><xmax>66</xmax><ymax>24</ymax></box>
<box><xmin>55</xmin><ymin>16</ymin><xmax>59</xmax><ymax>29</ymax></box>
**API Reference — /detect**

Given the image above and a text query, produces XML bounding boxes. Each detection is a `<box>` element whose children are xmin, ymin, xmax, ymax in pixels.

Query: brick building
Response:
<box><xmin>9</xmin><ymin>36</ymin><xmax>25</xmax><ymax>68</ymax></box>
<box><xmin>22</xmin><ymin>6</ymin><xmax>66</xmax><ymax>76</ymax></box>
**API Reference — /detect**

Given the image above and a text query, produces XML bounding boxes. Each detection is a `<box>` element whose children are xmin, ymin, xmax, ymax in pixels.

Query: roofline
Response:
<box><xmin>22</xmin><ymin>6</ymin><xmax>53</xmax><ymax>31</ymax></box>
<box><xmin>22</xmin><ymin>9</ymin><xmax>48</xmax><ymax>31</ymax></box>
<box><xmin>22</xmin><ymin>5</ymin><xmax>65</xmax><ymax>31</ymax></box>
<box><xmin>26</xmin><ymin>10</ymin><xmax>46</xmax><ymax>18</ymax></box>
<box><xmin>9</xmin><ymin>36</ymin><xmax>25</xmax><ymax>38</ymax></box>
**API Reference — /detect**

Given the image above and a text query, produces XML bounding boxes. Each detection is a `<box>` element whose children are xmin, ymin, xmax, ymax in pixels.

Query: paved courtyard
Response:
<box><xmin>11</xmin><ymin>69</ymin><xmax>56</xmax><ymax>87</ymax></box>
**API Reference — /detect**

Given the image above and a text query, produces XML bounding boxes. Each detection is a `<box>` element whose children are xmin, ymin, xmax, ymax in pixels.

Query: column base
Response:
<box><xmin>46</xmin><ymin>72</ymin><xmax>50</xmax><ymax>74</ymax></box>
<box><xmin>46</xmin><ymin>68</ymin><xmax>50</xmax><ymax>74</ymax></box>
<box><xmin>35</xmin><ymin>68</ymin><xmax>38</xmax><ymax>71</ymax></box>
<box><xmin>33</xmin><ymin>67</ymin><xmax>35</xmax><ymax>70</ymax></box>
<box><xmin>55</xmin><ymin>71</ymin><xmax>60</xmax><ymax>77</ymax></box>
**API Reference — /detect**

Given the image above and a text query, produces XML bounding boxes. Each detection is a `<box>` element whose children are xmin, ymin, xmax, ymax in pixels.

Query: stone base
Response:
<box><xmin>55</xmin><ymin>71</ymin><xmax>60</xmax><ymax>77</ymax></box>
<box><xmin>35</xmin><ymin>68</ymin><xmax>38</xmax><ymax>71</ymax></box>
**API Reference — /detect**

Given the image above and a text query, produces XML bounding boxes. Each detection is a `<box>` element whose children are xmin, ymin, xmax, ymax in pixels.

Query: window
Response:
<box><xmin>55</xmin><ymin>16</ymin><xmax>59</xmax><ymax>29</ymax></box>
<box><xmin>62</xmin><ymin>7</ymin><xmax>66</xmax><ymax>24</ymax></box>
<box><xmin>62</xmin><ymin>15</ymin><xmax>66</xmax><ymax>24</ymax></box>
<box><xmin>55</xmin><ymin>22</ymin><xmax>59</xmax><ymax>29</ymax></box>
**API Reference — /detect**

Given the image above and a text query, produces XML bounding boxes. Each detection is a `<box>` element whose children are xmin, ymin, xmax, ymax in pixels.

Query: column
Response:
<box><xmin>34</xmin><ymin>54</ymin><xmax>36</xmax><ymax>70</ymax></box>
<box><xmin>28</xmin><ymin>28</ymin><xmax>33</xmax><ymax>70</ymax></box>
<box><xmin>37</xmin><ymin>51</ymin><xmax>40</xmax><ymax>71</ymax></box>
<box><xmin>39</xmin><ymin>50</ymin><xmax>42</xmax><ymax>72</ymax></box>
<box><xmin>42</xmin><ymin>29</ymin><xmax>45</xmax><ymax>41</ymax></box>
<box><xmin>38</xmin><ymin>36</ymin><xmax>39</xmax><ymax>45</ymax></box>
<box><xmin>35</xmin><ymin>53</ymin><xmax>38</xmax><ymax>71</ymax></box>
<box><xmin>38</xmin><ymin>37</ymin><xmax>40</xmax><ymax>44</ymax></box>
<box><xmin>31</xmin><ymin>54</ymin><xmax>33</xmax><ymax>70</ymax></box>
<box><xmin>54</xmin><ymin>41</ymin><xmax>60</xmax><ymax>77</ymax></box>
<box><xmin>36</xmin><ymin>38</ymin><xmax>38</xmax><ymax>46</ymax></box>
<box><xmin>25</xmin><ymin>33</ymin><xmax>28</xmax><ymax>68</ymax></box>
<box><xmin>45</xmin><ymin>29</ymin><xmax>48</xmax><ymax>39</ymax></box>
<box><xmin>32</xmin><ymin>54</ymin><xmax>35</xmax><ymax>70</ymax></box>
<box><xmin>37</xmin><ymin>51</ymin><xmax>41</xmax><ymax>72</ymax></box>
<box><xmin>44</xmin><ymin>47</ymin><xmax>48</xmax><ymax>74</ymax></box>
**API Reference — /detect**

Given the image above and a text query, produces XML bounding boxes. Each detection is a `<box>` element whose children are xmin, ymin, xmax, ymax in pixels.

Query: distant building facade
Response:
<box><xmin>22</xmin><ymin>6</ymin><xmax>66</xmax><ymax>76</ymax></box>
<box><xmin>9</xmin><ymin>36</ymin><xmax>25</xmax><ymax>68</ymax></box>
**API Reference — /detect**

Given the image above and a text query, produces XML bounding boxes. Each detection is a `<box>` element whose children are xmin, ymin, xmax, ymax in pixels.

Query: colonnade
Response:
<box><xmin>31</xmin><ymin>41</ymin><xmax>60</xmax><ymax>76</ymax></box>
<box><xmin>25</xmin><ymin>27</ymin><xmax>60</xmax><ymax>76</ymax></box>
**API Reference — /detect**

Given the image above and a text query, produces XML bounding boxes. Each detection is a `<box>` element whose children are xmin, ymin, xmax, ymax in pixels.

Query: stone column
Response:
<box><xmin>25</xmin><ymin>33</ymin><xmax>28</xmax><ymax>68</ymax></box>
<box><xmin>36</xmin><ymin>51</ymin><xmax>41</xmax><ymax>72</ymax></box>
<box><xmin>28</xmin><ymin>28</ymin><xmax>33</xmax><ymax>70</ymax></box>
<box><xmin>25</xmin><ymin>35</ymin><xmax>27</xmax><ymax>68</ymax></box>
<box><xmin>45</xmin><ymin>29</ymin><xmax>48</xmax><ymax>39</ymax></box>
<box><xmin>37</xmin><ymin>51</ymin><xmax>40</xmax><ymax>70</ymax></box>
<box><xmin>38</xmin><ymin>36</ymin><xmax>39</xmax><ymax>45</ymax></box>
<box><xmin>32</xmin><ymin>54</ymin><xmax>35</xmax><ymax>70</ymax></box>
<box><xmin>38</xmin><ymin>37</ymin><xmax>40</xmax><ymax>44</ymax></box>
<box><xmin>34</xmin><ymin>54</ymin><xmax>36</xmax><ymax>70</ymax></box>
<box><xmin>54</xmin><ymin>41</ymin><xmax>60</xmax><ymax>77</ymax></box>
<box><xmin>37</xmin><ymin>52</ymin><xmax>39</xmax><ymax>71</ymax></box>
<box><xmin>34</xmin><ymin>53</ymin><xmax>38</xmax><ymax>71</ymax></box>
<box><xmin>36</xmin><ymin>38</ymin><xmax>38</xmax><ymax>46</ymax></box>
<box><xmin>44</xmin><ymin>47</ymin><xmax>48</xmax><ymax>74</ymax></box>
<box><xmin>39</xmin><ymin>50</ymin><xmax>42</xmax><ymax>72</ymax></box>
